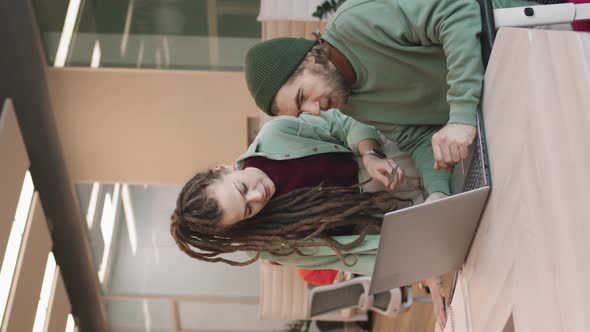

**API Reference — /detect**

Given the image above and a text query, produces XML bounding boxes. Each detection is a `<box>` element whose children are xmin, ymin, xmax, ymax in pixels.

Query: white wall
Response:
<box><xmin>108</xmin><ymin>184</ymin><xmax>261</xmax><ymax>296</ymax></box>
<box><xmin>97</xmin><ymin>184</ymin><xmax>288</xmax><ymax>331</ymax></box>
<box><xmin>47</xmin><ymin>67</ymin><xmax>261</xmax><ymax>185</ymax></box>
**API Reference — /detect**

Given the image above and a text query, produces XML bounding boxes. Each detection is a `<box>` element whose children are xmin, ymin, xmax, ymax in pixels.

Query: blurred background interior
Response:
<box><xmin>2</xmin><ymin>0</ymin><xmax>419</xmax><ymax>331</ymax></box>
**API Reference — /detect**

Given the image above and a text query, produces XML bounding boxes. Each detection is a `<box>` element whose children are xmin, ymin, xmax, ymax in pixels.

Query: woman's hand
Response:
<box><xmin>361</xmin><ymin>154</ymin><xmax>405</xmax><ymax>191</ymax></box>
<box><xmin>423</xmin><ymin>276</ymin><xmax>447</xmax><ymax>330</ymax></box>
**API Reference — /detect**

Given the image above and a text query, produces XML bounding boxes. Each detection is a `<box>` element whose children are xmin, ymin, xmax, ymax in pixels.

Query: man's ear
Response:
<box><xmin>303</xmin><ymin>55</ymin><xmax>316</xmax><ymax>65</ymax></box>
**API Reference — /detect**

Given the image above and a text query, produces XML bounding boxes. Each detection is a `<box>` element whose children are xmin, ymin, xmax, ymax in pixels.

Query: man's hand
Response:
<box><xmin>361</xmin><ymin>154</ymin><xmax>405</xmax><ymax>191</ymax></box>
<box><xmin>432</xmin><ymin>123</ymin><xmax>476</xmax><ymax>170</ymax></box>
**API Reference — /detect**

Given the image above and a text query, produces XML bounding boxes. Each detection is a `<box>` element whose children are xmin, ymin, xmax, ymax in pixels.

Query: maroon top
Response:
<box><xmin>242</xmin><ymin>153</ymin><xmax>358</xmax><ymax>196</ymax></box>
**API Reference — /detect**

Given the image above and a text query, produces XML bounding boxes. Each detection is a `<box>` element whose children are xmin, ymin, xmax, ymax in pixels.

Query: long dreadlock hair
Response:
<box><xmin>170</xmin><ymin>167</ymin><xmax>413</xmax><ymax>267</ymax></box>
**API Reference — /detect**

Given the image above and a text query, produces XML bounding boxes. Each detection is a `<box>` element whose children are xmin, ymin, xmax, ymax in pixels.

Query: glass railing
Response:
<box><xmin>33</xmin><ymin>0</ymin><xmax>261</xmax><ymax>71</ymax></box>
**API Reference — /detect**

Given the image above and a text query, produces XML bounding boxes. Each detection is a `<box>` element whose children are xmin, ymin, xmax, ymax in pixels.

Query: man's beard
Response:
<box><xmin>308</xmin><ymin>64</ymin><xmax>352</xmax><ymax>107</ymax></box>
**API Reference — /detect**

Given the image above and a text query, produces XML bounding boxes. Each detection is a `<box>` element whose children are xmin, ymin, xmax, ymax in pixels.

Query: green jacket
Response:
<box><xmin>237</xmin><ymin>108</ymin><xmax>382</xmax><ymax>167</ymax></box>
<box><xmin>322</xmin><ymin>0</ymin><xmax>528</xmax><ymax>194</ymax></box>
<box><xmin>237</xmin><ymin>109</ymin><xmax>384</xmax><ymax>275</ymax></box>
<box><xmin>253</xmin><ymin>236</ymin><xmax>380</xmax><ymax>276</ymax></box>
<box><xmin>239</xmin><ymin>108</ymin><xmax>450</xmax><ymax>194</ymax></box>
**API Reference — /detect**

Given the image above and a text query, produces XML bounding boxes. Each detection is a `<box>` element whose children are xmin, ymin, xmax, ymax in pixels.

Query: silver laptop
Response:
<box><xmin>369</xmin><ymin>111</ymin><xmax>491</xmax><ymax>295</ymax></box>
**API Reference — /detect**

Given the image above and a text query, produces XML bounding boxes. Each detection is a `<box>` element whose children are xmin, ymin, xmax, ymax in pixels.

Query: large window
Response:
<box><xmin>0</xmin><ymin>172</ymin><xmax>34</xmax><ymax>328</ymax></box>
<box><xmin>33</xmin><ymin>0</ymin><xmax>261</xmax><ymax>70</ymax></box>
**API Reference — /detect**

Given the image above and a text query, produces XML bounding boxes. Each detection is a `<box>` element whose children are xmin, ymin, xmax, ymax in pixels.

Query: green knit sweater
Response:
<box><xmin>323</xmin><ymin>0</ymin><xmax>528</xmax><ymax>194</ymax></box>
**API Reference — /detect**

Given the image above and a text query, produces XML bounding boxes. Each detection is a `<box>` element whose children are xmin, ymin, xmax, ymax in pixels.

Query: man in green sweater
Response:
<box><xmin>244</xmin><ymin>0</ymin><xmax>529</xmax><ymax>328</ymax></box>
<box><xmin>244</xmin><ymin>0</ymin><xmax>528</xmax><ymax>198</ymax></box>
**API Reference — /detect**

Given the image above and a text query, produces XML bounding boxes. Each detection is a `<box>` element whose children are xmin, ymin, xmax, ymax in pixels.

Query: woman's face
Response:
<box><xmin>209</xmin><ymin>166</ymin><xmax>276</xmax><ymax>227</ymax></box>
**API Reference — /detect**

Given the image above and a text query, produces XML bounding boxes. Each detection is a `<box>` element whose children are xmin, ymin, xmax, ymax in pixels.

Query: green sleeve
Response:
<box><xmin>315</xmin><ymin>109</ymin><xmax>383</xmax><ymax>154</ymax></box>
<box><xmin>399</xmin><ymin>0</ymin><xmax>530</xmax><ymax>125</ymax></box>
<box><xmin>400</xmin><ymin>0</ymin><xmax>484</xmax><ymax>126</ymax></box>
<box><xmin>255</xmin><ymin>234</ymin><xmax>381</xmax><ymax>275</ymax></box>
<box><xmin>388</xmin><ymin>125</ymin><xmax>451</xmax><ymax>195</ymax></box>
<box><xmin>492</xmin><ymin>0</ymin><xmax>531</xmax><ymax>9</ymax></box>
<box><xmin>266</xmin><ymin>252</ymin><xmax>377</xmax><ymax>276</ymax></box>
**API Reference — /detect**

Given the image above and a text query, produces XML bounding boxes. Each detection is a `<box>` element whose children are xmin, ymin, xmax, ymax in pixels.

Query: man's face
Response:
<box><xmin>273</xmin><ymin>60</ymin><xmax>351</xmax><ymax>116</ymax></box>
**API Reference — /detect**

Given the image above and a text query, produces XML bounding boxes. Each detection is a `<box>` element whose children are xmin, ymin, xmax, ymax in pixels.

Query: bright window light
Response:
<box><xmin>98</xmin><ymin>184</ymin><xmax>120</xmax><ymax>283</ymax></box>
<box><xmin>142</xmin><ymin>299</ymin><xmax>152</xmax><ymax>331</ymax></box>
<box><xmin>86</xmin><ymin>182</ymin><xmax>100</xmax><ymax>228</ymax></box>
<box><xmin>65</xmin><ymin>313</ymin><xmax>75</xmax><ymax>332</ymax></box>
<box><xmin>90</xmin><ymin>40</ymin><xmax>101</xmax><ymax>68</ymax></box>
<box><xmin>121</xmin><ymin>185</ymin><xmax>138</xmax><ymax>255</ymax></box>
<box><xmin>100</xmin><ymin>193</ymin><xmax>115</xmax><ymax>252</ymax></box>
<box><xmin>120</xmin><ymin>0</ymin><xmax>135</xmax><ymax>56</ymax></box>
<box><xmin>0</xmin><ymin>171</ymin><xmax>35</xmax><ymax>328</ymax></box>
<box><xmin>32</xmin><ymin>253</ymin><xmax>57</xmax><ymax>332</ymax></box>
<box><xmin>54</xmin><ymin>0</ymin><xmax>82</xmax><ymax>67</ymax></box>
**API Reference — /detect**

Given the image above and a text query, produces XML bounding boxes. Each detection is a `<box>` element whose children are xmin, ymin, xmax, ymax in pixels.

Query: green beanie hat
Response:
<box><xmin>245</xmin><ymin>38</ymin><xmax>315</xmax><ymax>115</ymax></box>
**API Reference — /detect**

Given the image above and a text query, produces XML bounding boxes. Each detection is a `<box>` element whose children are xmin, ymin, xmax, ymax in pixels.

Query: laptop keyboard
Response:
<box><xmin>464</xmin><ymin>132</ymin><xmax>487</xmax><ymax>191</ymax></box>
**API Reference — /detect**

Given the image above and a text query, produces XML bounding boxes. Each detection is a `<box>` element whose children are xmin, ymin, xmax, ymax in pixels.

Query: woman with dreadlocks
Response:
<box><xmin>171</xmin><ymin>109</ymin><xmax>449</xmax><ymax>328</ymax></box>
